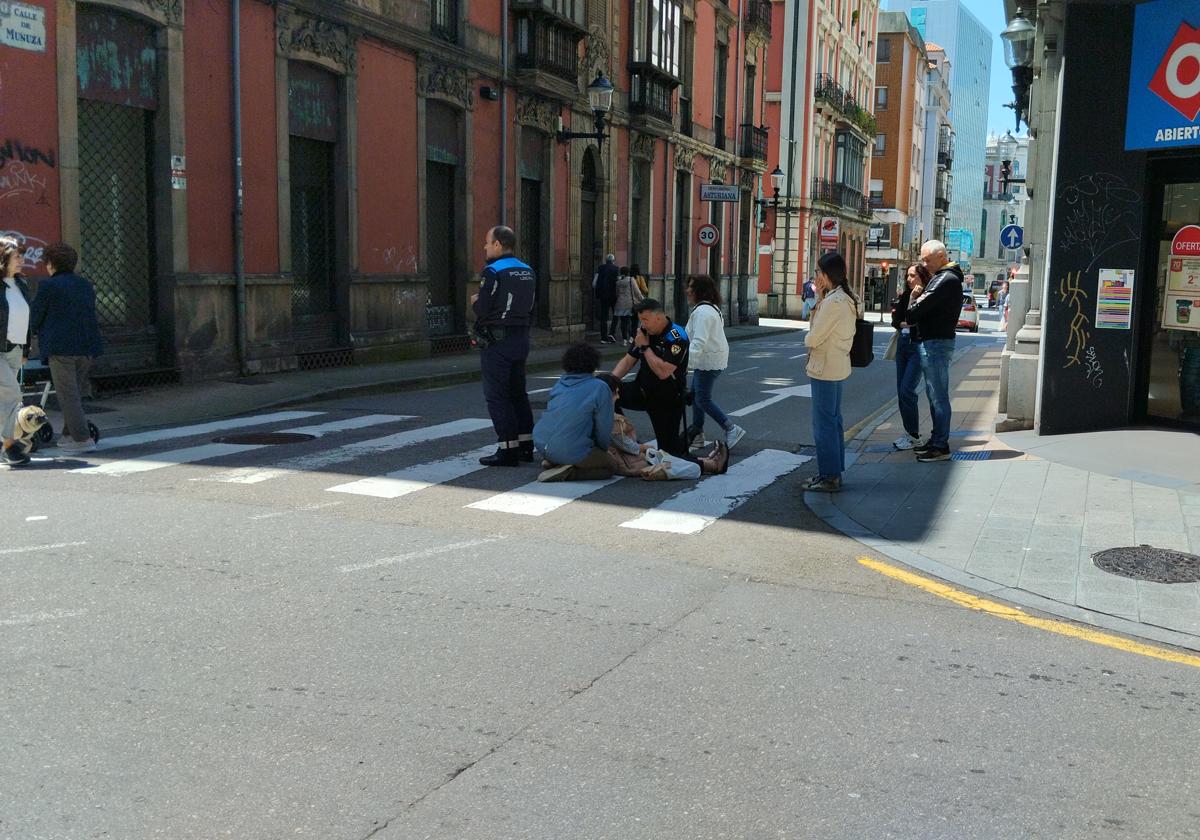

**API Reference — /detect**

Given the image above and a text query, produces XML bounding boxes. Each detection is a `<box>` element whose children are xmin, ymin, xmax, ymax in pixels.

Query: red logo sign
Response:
<box><xmin>818</xmin><ymin>217</ymin><xmax>839</xmax><ymax>243</ymax></box>
<box><xmin>1172</xmin><ymin>224</ymin><xmax>1200</xmax><ymax>256</ymax></box>
<box><xmin>1150</xmin><ymin>22</ymin><xmax>1200</xmax><ymax>121</ymax></box>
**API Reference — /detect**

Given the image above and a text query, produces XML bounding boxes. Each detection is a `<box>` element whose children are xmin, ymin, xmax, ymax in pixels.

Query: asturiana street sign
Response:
<box><xmin>1125</xmin><ymin>0</ymin><xmax>1200</xmax><ymax>150</ymax></box>
<box><xmin>700</xmin><ymin>184</ymin><xmax>740</xmax><ymax>203</ymax></box>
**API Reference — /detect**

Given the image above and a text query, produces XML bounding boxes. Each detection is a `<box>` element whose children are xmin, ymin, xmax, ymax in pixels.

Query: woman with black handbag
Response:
<box><xmin>802</xmin><ymin>252</ymin><xmax>857</xmax><ymax>492</ymax></box>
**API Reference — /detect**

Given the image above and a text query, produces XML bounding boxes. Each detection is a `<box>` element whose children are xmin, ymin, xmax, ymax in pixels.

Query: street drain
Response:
<box><xmin>213</xmin><ymin>432</ymin><xmax>316</xmax><ymax>445</ymax></box>
<box><xmin>1092</xmin><ymin>546</ymin><xmax>1200</xmax><ymax>584</ymax></box>
<box><xmin>950</xmin><ymin>450</ymin><xmax>1025</xmax><ymax>461</ymax></box>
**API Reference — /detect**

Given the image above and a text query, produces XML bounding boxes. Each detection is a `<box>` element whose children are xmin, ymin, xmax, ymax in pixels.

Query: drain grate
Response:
<box><xmin>213</xmin><ymin>432</ymin><xmax>316</xmax><ymax>445</ymax></box>
<box><xmin>1092</xmin><ymin>546</ymin><xmax>1200</xmax><ymax>584</ymax></box>
<box><xmin>950</xmin><ymin>449</ymin><xmax>1026</xmax><ymax>461</ymax></box>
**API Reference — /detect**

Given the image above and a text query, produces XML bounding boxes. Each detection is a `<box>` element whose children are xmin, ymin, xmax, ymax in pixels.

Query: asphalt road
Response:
<box><xmin>3</xmin><ymin>305</ymin><xmax>1199</xmax><ymax>840</ymax></box>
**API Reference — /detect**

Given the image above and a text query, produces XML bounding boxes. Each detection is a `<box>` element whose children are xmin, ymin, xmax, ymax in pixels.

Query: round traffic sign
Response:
<box><xmin>1000</xmin><ymin>224</ymin><xmax>1024</xmax><ymax>250</ymax></box>
<box><xmin>697</xmin><ymin>223</ymin><xmax>720</xmax><ymax>248</ymax></box>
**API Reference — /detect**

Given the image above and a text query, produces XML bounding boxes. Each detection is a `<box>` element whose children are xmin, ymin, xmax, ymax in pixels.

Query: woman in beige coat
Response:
<box><xmin>802</xmin><ymin>251</ymin><xmax>857</xmax><ymax>492</ymax></box>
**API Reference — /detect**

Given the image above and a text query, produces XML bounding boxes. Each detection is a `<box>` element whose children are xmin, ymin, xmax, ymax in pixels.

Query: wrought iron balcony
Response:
<box><xmin>746</xmin><ymin>0</ymin><xmax>772</xmax><ymax>37</ymax></box>
<box><xmin>812</xmin><ymin>177</ymin><xmax>869</xmax><ymax>218</ymax></box>
<box><xmin>514</xmin><ymin>12</ymin><xmax>582</xmax><ymax>84</ymax></box>
<box><xmin>630</xmin><ymin>72</ymin><xmax>674</xmax><ymax>125</ymax></box>
<box><xmin>815</xmin><ymin>74</ymin><xmax>845</xmax><ymax>111</ymax></box>
<box><xmin>740</xmin><ymin>124</ymin><xmax>767</xmax><ymax>162</ymax></box>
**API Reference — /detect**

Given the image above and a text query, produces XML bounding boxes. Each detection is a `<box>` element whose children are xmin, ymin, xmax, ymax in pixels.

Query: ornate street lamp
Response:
<box><xmin>998</xmin><ymin>130</ymin><xmax>1025</xmax><ymax>193</ymax></box>
<box><xmin>754</xmin><ymin>166</ymin><xmax>788</xmax><ymax>208</ymax></box>
<box><xmin>1001</xmin><ymin>10</ymin><xmax>1036</xmax><ymax>132</ymax></box>
<box><xmin>556</xmin><ymin>73</ymin><xmax>614</xmax><ymax>148</ymax></box>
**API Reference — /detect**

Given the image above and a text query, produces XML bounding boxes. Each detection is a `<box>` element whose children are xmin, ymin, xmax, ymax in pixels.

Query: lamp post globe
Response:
<box><xmin>587</xmin><ymin>74</ymin><xmax>614</xmax><ymax>116</ymax></box>
<box><xmin>770</xmin><ymin>166</ymin><xmax>785</xmax><ymax>196</ymax></box>
<box><xmin>998</xmin><ymin>131</ymin><xmax>1018</xmax><ymax>164</ymax></box>
<box><xmin>1000</xmin><ymin>11</ymin><xmax>1036</xmax><ymax>70</ymax></box>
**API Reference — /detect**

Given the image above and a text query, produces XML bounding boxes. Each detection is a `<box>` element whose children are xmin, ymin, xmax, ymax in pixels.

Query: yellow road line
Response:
<box><xmin>857</xmin><ymin>556</ymin><xmax>1200</xmax><ymax>669</ymax></box>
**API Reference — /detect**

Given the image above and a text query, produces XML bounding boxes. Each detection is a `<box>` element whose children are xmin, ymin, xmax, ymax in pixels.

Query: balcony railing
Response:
<box><xmin>431</xmin><ymin>0</ymin><xmax>459</xmax><ymax>43</ymax></box>
<box><xmin>630</xmin><ymin>73</ymin><xmax>674</xmax><ymax>125</ymax></box>
<box><xmin>515</xmin><ymin>16</ymin><xmax>580</xmax><ymax>83</ymax></box>
<box><xmin>814</xmin><ymin>74</ymin><xmax>877</xmax><ymax>137</ymax></box>
<box><xmin>739</xmin><ymin>123</ymin><xmax>767</xmax><ymax>162</ymax></box>
<box><xmin>746</xmin><ymin>0</ymin><xmax>772</xmax><ymax>37</ymax></box>
<box><xmin>812</xmin><ymin>177</ymin><xmax>871</xmax><ymax>219</ymax></box>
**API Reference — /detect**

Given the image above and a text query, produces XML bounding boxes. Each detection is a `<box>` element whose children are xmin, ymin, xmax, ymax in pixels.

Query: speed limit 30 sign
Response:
<box><xmin>697</xmin><ymin>223</ymin><xmax>720</xmax><ymax>248</ymax></box>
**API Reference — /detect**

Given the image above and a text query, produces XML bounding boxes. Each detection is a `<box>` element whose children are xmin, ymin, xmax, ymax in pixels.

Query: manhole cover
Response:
<box><xmin>1092</xmin><ymin>546</ymin><xmax>1200</xmax><ymax>583</ymax></box>
<box><xmin>213</xmin><ymin>432</ymin><xmax>316</xmax><ymax>445</ymax></box>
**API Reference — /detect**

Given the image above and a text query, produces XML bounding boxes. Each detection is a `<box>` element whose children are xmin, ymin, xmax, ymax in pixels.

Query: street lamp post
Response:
<box><xmin>555</xmin><ymin>74</ymin><xmax>615</xmax><ymax>148</ymax></box>
<box><xmin>1001</xmin><ymin>10</ymin><xmax>1036</xmax><ymax>132</ymax></box>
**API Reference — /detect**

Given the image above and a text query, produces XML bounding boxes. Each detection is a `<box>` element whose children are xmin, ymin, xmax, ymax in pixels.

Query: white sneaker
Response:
<box><xmin>892</xmin><ymin>433</ymin><xmax>920</xmax><ymax>451</ymax></box>
<box><xmin>59</xmin><ymin>438</ymin><xmax>97</xmax><ymax>454</ymax></box>
<box><xmin>724</xmin><ymin>424</ymin><xmax>746</xmax><ymax>449</ymax></box>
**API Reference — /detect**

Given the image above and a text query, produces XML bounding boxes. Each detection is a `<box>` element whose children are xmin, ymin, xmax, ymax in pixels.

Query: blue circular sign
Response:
<box><xmin>1000</xmin><ymin>224</ymin><xmax>1024</xmax><ymax>250</ymax></box>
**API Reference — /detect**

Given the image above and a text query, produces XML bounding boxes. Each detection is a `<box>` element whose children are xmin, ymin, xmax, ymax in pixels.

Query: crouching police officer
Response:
<box><xmin>472</xmin><ymin>225</ymin><xmax>536</xmax><ymax>467</ymax></box>
<box><xmin>608</xmin><ymin>298</ymin><xmax>696</xmax><ymax>460</ymax></box>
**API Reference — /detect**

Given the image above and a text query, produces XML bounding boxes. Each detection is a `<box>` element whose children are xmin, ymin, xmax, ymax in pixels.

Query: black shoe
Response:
<box><xmin>916</xmin><ymin>446</ymin><xmax>951</xmax><ymax>462</ymax></box>
<box><xmin>2</xmin><ymin>445</ymin><xmax>30</xmax><ymax>467</ymax></box>
<box><xmin>518</xmin><ymin>442</ymin><xmax>534</xmax><ymax>462</ymax></box>
<box><xmin>479</xmin><ymin>449</ymin><xmax>520</xmax><ymax>467</ymax></box>
<box><xmin>912</xmin><ymin>439</ymin><xmax>935</xmax><ymax>454</ymax></box>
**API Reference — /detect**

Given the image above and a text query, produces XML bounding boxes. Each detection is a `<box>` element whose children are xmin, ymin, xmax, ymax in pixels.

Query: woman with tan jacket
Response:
<box><xmin>802</xmin><ymin>251</ymin><xmax>857</xmax><ymax>492</ymax></box>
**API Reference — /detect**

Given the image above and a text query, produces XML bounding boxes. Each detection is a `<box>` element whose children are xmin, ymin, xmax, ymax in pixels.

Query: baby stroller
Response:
<box><xmin>17</xmin><ymin>362</ymin><xmax>100</xmax><ymax>453</ymax></box>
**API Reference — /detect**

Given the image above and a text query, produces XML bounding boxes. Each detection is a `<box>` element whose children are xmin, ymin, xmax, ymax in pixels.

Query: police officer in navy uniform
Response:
<box><xmin>472</xmin><ymin>225</ymin><xmax>536</xmax><ymax>466</ymax></box>
<box><xmin>608</xmin><ymin>298</ymin><xmax>700</xmax><ymax>461</ymax></box>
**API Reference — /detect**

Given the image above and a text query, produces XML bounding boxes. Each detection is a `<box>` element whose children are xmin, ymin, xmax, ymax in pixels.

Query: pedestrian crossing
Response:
<box><xmin>38</xmin><ymin>410</ymin><xmax>811</xmax><ymax>534</ymax></box>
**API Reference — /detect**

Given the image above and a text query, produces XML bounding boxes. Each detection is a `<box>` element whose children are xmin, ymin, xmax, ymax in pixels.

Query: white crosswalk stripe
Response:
<box><xmin>205</xmin><ymin>418</ymin><xmax>493</xmax><ymax>485</ymax></box>
<box><xmin>466</xmin><ymin>475</ymin><xmax>623</xmax><ymax>516</ymax></box>
<box><xmin>619</xmin><ymin>449</ymin><xmax>810</xmax><ymax>534</ymax></box>
<box><xmin>74</xmin><ymin>415</ymin><xmax>411</xmax><ymax>477</ymax></box>
<box><xmin>326</xmin><ymin>445</ymin><xmax>495</xmax><ymax>499</ymax></box>
<box><xmin>95</xmin><ymin>411</ymin><xmax>325</xmax><ymax>450</ymax></box>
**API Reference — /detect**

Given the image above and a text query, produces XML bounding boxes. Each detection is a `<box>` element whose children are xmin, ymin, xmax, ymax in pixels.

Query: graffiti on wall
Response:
<box><xmin>1058</xmin><ymin>172</ymin><xmax>1140</xmax><ymax>272</ymax></box>
<box><xmin>0</xmin><ymin>139</ymin><xmax>54</xmax><ymax>206</ymax></box>
<box><xmin>1058</xmin><ymin>270</ymin><xmax>1090</xmax><ymax>368</ymax></box>
<box><xmin>0</xmin><ymin>229</ymin><xmax>47</xmax><ymax>270</ymax></box>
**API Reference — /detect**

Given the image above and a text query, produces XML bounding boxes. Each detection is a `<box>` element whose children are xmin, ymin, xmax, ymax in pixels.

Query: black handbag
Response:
<box><xmin>850</xmin><ymin>314</ymin><xmax>874</xmax><ymax>368</ymax></box>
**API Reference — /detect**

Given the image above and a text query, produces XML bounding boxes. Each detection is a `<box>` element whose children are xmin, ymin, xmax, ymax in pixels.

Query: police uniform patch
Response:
<box><xmin>671</xmin><ymin>344</ymin><xmax>682</xmax><ymax>355</ymax></box>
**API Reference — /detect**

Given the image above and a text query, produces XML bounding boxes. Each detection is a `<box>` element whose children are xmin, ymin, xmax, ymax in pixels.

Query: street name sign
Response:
<box><xmin>700</xmin><ymin>184</ymin><xmax>740</xmax><ymax>202</ymax></box>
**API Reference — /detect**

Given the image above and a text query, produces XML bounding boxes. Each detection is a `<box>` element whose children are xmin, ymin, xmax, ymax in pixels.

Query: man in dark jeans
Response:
<box><xmin>592</xmin><ymin>254</ymin><xmax>619</xmax><ymax>343</ymax></box>
<box><xmin>29</xmin><ymin>242</ymin><xmax>104</xmax><ymax>454</ymax></box>
<box><xmin>905</xmin><ymin>239</ymin><xmax>964</xmax><ymax>462</ymax></box>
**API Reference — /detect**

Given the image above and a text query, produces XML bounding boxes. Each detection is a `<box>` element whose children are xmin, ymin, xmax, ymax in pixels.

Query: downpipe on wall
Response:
<box><xmin>232</xmin><ymin>0</ymin><xmax>248</xmax><ymax>376</ymax></box>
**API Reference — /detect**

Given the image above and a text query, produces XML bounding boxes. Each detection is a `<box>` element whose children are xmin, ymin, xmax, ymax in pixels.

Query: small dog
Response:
<box><xmin>10</xmin><ymin>405</ymin><xmax>48</xmax><ymax>454</ymax></box>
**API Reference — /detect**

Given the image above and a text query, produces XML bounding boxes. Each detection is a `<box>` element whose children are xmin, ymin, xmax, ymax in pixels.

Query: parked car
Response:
<box><xmin>958</xmin><ymin>294</ymin><xmax>979</xmax><ymax>332</ymax></box>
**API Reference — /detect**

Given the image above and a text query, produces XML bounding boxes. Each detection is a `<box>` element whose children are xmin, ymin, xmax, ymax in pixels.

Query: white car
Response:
<box><xmin>958</xmin><ymin>294</ymin><xmax>980</xmax><ymax>333</ymax></box>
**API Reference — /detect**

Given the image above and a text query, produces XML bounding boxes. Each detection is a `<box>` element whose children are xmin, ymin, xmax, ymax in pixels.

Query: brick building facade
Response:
<box><xmin>0</xmin><ymin>0</ymin><xmax>769</xmax><ymax>384</ymax></box>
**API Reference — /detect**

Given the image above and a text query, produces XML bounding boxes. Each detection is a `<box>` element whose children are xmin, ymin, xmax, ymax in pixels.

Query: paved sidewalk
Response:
<box><xmin>52</xmin><ymin>324</ymin><xmax>795</xmax><ymax>435</ymax></box>
<box><xmin>807</xmin><ymin>339</ymin><xmax>1200</xmax><ymax>652</ymax></box>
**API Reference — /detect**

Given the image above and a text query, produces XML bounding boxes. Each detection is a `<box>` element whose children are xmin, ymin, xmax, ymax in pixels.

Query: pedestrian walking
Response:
<box><xmin>890</xmin><ymin>262</ymin><xmax>932</xmax><ymax>451</ymax></box>
<box><xmin>0</xmin><ymin>237</ymin><xmax>34</xmax><ymax>467</ymax></box>
<box><xmin>592</xmin><ymin>254</ymin><xmax>619</xmax><ymax>343</ymax></box>
<box><xmin>802</xmin><ymin>252</ymin><xmax>857</xmax><ymax>492</ymax></box>
<box><xmin>629</xmin><ymin>263</ymin><xmax>649</xmax><ymax>297</ymax></box>
<box><xmin>612</xmin><ymin>266</ymin><xmax>643</xmax><ymax>343</ymax></box>
<box><xmin>28</xmin><ymin>242</ymin><xmax>104</xmax><ymax>454</ymax></box>
<box><xmin>907</xmin><ymin>239</ymin><xmax>965</xmax><ymax>462</ymax></box>
<box><xmin>608</xmin><ymin>298</ymin><xmax>728</xmax><ymax>478</ymax></box>
<box><xmin>471</xmin><ymin>225</ymin><xmax>536</xmax><ymax>467</ymax></box>
<box><xmin>683</xmin><ymin>275</ymin><xmax>746</xmax><ymax>450</ymax></box>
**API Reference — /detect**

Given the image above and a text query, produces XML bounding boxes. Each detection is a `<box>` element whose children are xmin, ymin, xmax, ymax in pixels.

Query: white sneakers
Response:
<box><xmin>724</xmin><ymin>424</ymin><xmax>746</xmax><ymax>449</ymax></box>
<box><xmin>892</xmin><ymin>433</ymin><xmax>920</xmax><ymax>451</ymax></box>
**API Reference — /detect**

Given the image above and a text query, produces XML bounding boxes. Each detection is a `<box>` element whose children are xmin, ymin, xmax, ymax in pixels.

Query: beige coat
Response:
<box><xmin>804</xmin><ymin>286</ymin><xmax>856</xmax><ymax>382</ymax></box>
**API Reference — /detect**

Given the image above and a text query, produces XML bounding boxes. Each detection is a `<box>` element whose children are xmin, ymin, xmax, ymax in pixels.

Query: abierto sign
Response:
<box><xmin>1126</xmin><ymin>0</ymin><xmax>1200</xmax><ymax>150</ymax></box>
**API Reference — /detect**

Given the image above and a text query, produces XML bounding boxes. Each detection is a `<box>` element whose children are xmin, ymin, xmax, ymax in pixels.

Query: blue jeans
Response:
<box><xmin>918</xmin><ymin>338</ymin><xmax>954</xmax><ymax>448</ymax></box>
<box><xmin>895</xmin><ymin>332</ymin><xmax>923</xmax><ymax>438</ymax></box>
<box><xmin>810</xmin><ymin>378</ymin><xmax>845</xmax><ymax>478</ymax></box>
<box><xmin>690</xmin><ymin>369</ymin><xmax>730</xmax><ymax>433</ymax></box>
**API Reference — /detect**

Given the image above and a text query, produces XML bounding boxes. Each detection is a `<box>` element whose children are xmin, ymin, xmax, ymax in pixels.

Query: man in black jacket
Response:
<box><xmin>472</xmin><ymin>225</ymin><xmax>536</xmax><ymax>467</ymax></box>
<box><xmin>592</xmin><ymin>255</ymin><xmax>619</xmax><ymax>343</ymax></box>
<box><xmin>906</xmin><ymin>239</ymin><xmax>964</xmax><ymax>462</ymax></box>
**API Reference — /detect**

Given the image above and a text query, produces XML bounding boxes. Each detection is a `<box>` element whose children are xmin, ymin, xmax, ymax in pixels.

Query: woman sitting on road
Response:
<box><xmin>802</xmin><ymin>251</ymin><xmax>857</xmax><ymax>493</ymax></box>
<box><xmin>891</xmin><ymin>262</ymin><xmax>932</xmax><ymax>451</ymax></box>
<box><xmin>684</xmin><ymin>275</ymin><xmax>746</xmax><ymax>451</ymax></box>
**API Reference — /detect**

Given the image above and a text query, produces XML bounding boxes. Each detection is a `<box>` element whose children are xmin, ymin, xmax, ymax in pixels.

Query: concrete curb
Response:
<box><xmin>803</xmin><ymin>491</ymin><xmax>1200</xmax><ymax>653</ymax></box>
